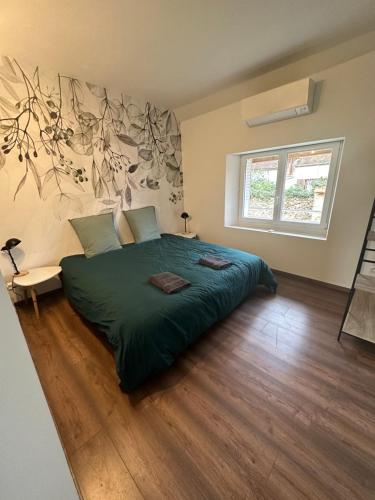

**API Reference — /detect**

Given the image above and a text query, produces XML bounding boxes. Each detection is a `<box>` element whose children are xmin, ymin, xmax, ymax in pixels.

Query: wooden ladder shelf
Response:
<box><xmin>338</xmin><ymin>199</ymin><xmax>375</xmax><ymax>343</ymax></box>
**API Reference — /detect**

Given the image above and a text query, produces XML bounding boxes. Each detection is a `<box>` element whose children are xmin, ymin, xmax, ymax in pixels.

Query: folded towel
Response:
<box><xmin>149</xmin><ymin>272</ymin><xmax>191</xmax><ymax>294</ymax></box>
<box><xmin>199</xmin><ymin>256</ymin><xmax>232</xmax><ymax>269</ymax></box>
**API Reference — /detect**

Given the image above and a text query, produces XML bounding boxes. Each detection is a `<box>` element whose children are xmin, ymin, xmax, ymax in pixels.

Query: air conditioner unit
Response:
<box><xmin>241</xmin><ymin>78</ymin><xmax>315</xmax><ymax>127</ymax></box>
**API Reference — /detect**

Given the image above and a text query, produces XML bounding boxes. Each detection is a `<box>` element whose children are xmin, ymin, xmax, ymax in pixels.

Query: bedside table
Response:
<box><xmin>174</xmin><ymin>232</ymin><xmax>197</xmax><ymax>239</ymax></box>
<box><xmin>13</xmin><ymin>266</ymin><xmax>62</xmax><ymax>319</ymax></box>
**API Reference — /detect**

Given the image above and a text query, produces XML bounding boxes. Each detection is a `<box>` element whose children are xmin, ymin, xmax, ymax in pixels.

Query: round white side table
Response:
<box><xmin>13</xmin><ymin>266</ymin><xmax>62</xmax><ymax>319</ymax></box>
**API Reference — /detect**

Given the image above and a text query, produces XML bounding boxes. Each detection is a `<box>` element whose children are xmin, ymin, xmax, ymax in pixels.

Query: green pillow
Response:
<box><xmin>70</xmin><ymin>213</ymin><xmax>121</xmax><ymax>258</ymax></box>
<box><xmin>124</xmin><ymin>206</ymin><xmax>161</xmax><ymax>243</ymax></box>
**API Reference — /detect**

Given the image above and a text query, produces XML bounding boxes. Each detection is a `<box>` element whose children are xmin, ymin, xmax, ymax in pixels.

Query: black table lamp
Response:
<box><xmin>1</xmin><ymin>238</ymin><xmax>23</xmax><ymax>275</ymax></box>
<box><xmin>180</xmin><ymin>212</ymin><xmax>190</xmax><ymax>233</ymax></box>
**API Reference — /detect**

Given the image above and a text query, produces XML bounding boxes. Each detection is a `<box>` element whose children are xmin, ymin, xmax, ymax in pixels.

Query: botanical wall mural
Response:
<box><xmin>0</xmin><ymin>56</ymin><xmax>183</xmax><ymax>219</ymax></box>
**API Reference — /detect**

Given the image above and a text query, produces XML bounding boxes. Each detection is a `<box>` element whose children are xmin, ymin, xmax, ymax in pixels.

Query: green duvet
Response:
<box><xmin>60</xmin><ymin>234</ymin><xmax>277</xmax><ymax>391</ymax></box>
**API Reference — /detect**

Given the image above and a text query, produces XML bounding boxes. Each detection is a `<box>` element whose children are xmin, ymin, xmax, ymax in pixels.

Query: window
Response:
<box><xmin>238</xmin><ymin>139</ymin><xmax>343</xmax><ymax>238</ymax></box>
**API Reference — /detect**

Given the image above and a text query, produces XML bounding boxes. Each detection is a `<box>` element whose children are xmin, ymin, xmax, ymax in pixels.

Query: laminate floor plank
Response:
<box><xmin>108</xmin><ymin>396</ymin><xmax>221</xmax><ymax>500</ymax></box>
<box><xmin>153</xmin><ymin>380</ymin><xmax>278</xmax><ymax>498</ymax></box>
<box><xmin>17</xmin><ymin>274</ymin><xmax>375</xmax><ymax>499</ymax></box>
<box><xmin>69</xmin><ymin>429</ymin><xmax>143</xmax><ymax>500</ymax></box>
<box><xmin>187</xmin><ymin>358</ymin><xmax>373</xmax><ymax>499</ymax></box>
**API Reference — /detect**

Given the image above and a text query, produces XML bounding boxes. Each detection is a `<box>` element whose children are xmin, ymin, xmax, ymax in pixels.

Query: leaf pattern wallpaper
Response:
<box><xmin>0</xmin><ymin>56</ymin><xmax>183</xmax><ymax>215</ymax></box>
<box><xmin>0</xmin><ymin>55</ymin><xmax>184</xmax><ymax>275</ymax></box>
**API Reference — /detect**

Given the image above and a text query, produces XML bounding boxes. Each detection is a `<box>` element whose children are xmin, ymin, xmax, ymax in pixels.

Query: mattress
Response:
<box><xmin>60</xmin><ymin>234</ymin><xmax>277</xmax><ymax>390</ymax></box>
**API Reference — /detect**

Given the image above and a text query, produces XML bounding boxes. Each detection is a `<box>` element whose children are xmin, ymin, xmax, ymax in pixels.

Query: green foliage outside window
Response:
<box><xmin>250</xmin><ymin>172</ymin><xmax>327</xmax><ymax>200</ymax></box>
<box><xmin>250</xmin><ymin>172</ymin><xmax>275</xmax><ymax>200</ymax></box>
<box><xmin>284</xmin><ymin>185</ymin><xmax>311</xmax><ymax>198</ymax></box>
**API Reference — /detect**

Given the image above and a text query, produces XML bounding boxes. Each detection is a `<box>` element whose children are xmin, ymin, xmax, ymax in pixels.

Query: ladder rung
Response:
<box><xmin>365</xmin><ymin>248</ymin><xmax>375</xmax><ymax>251</ymax></box>
<box><xmin>363</xmin><ymin>259</ymin><xmax>375</xmax><ymax>264</ymax></box>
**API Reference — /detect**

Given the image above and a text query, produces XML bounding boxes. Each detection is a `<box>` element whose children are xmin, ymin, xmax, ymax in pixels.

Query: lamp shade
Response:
<box><xmin>180</xmin><ymin>212</ymin><xmax>189</xmax><ymax>220</ymax></box>
<box><xmin>1</xmin><ymin>238</ymin><xmax>21</xmax><ymax>251</ymax></box>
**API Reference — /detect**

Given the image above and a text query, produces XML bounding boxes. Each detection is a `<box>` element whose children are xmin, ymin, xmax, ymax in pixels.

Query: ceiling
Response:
<box><xmin>1</xmin><ymin>0</ymin><xmax>375</xmax><ymax>109</ymax></box>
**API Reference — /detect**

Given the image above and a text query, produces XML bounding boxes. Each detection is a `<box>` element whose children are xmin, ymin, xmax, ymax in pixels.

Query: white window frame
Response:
<box><xmin>238</xmin><ymin>139</ymin><xmax>344</xmax><ymax>239</ymax></box>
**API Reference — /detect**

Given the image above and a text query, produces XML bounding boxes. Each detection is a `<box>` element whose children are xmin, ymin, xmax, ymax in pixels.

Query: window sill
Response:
<box><xmin>225</xmin><ymin>224</ymin><xmax>327</xmax><ymax>241</ymax></box>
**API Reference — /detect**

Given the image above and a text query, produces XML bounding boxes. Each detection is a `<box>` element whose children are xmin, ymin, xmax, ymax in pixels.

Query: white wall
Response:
<box><xmin>181</xmin><ymin>51</ymin><xmax>375</xmax><ymax>287</ymax></box>
<box><xmin>0</xmin><ymin>275</ymin><xmax>78</xmax><ymax>499</ymax></box>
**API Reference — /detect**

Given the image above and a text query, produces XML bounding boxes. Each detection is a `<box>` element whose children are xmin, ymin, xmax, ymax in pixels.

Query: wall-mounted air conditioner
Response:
<box><xmin>241</xmin><ymin>78</ymin><xmax>315</xmax><ymax>127</ymax></box>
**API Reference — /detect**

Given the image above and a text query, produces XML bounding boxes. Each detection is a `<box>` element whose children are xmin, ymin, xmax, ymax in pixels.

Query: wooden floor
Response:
<box><xmin>18</xmin><ymin>274</ymin><xmax>375</xmax><ymax>500</ymax></box>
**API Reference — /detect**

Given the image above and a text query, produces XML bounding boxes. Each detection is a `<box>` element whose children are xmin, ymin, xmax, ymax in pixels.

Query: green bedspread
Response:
<box><xmin>60</xmin><ymin>234</ymin><xmax>277</xmax><ymax>391</ymax></box>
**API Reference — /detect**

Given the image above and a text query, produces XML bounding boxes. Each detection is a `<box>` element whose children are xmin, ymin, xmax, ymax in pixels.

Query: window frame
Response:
<box><xmin>238</xmin><ymin>139</ymin><xmax>344</xmax><ymax>238</ymax></box>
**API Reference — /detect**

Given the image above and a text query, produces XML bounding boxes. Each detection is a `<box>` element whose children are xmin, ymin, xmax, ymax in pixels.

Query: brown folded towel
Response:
<box><xmin>199</xmin><ymin>256</ymin><xmax>232</xmax><ymax>269</ymax></box>
<box><xmin>149</xmin><ymin>272</ymin><xmax>191</xmax><ymax>294</ymax></box>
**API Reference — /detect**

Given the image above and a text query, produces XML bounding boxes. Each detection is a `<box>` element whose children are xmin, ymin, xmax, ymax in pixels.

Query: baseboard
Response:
<box><xmin>272</xmin><ymin>269</ymin><xmax>350</xmax><ymax>293</ymax></box>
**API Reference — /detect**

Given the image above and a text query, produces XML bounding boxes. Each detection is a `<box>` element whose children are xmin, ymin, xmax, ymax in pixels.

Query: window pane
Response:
<box><xmin>281</xmin><ymin>148</ymin><xmax>333</xmax><ymax>224</ymax></box>
<box><xmin>243</xmin><ymin>155</ymin><xmax>279</xmax><ymax>219</ymax></box>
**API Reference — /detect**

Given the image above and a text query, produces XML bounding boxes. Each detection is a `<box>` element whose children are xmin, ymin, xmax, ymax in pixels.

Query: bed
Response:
<box><xmin>60</xmin><ymin>234</ymin><xmax>277</xmax><ymax>391</ymax></box>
